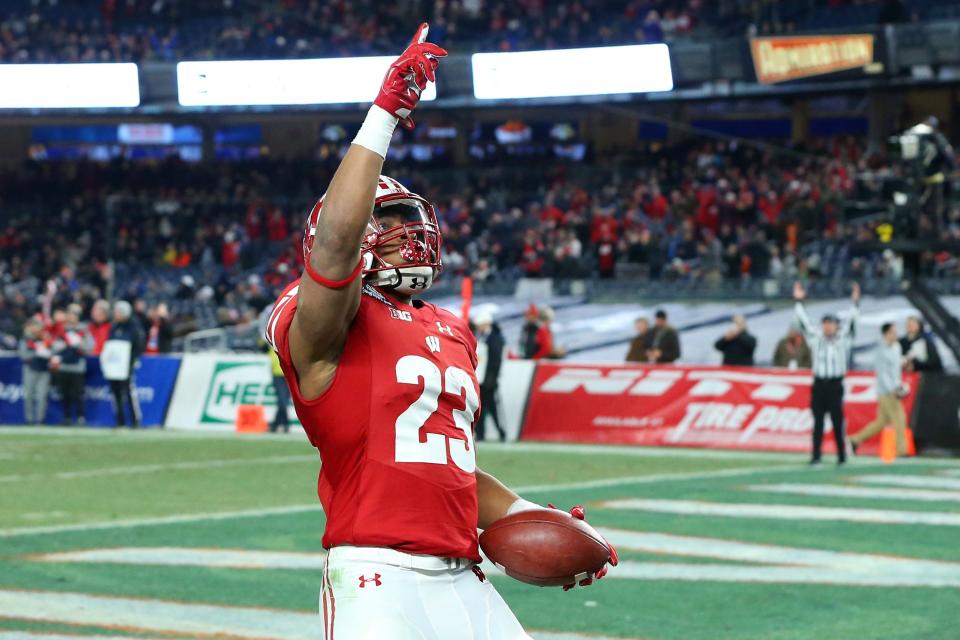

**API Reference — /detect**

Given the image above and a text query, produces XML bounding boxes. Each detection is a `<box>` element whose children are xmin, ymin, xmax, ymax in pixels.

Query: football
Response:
<box><xmin>479</xmin><ymin>508</ymin><xmax>612</xmax><ymax>587</ymax></box>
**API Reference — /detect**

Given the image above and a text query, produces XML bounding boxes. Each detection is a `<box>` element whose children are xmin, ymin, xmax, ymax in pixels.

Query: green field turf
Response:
<box><xmin>1</xmin><ymin>427</ymin><xmax>959</xmax><ymax>639</ymax></box>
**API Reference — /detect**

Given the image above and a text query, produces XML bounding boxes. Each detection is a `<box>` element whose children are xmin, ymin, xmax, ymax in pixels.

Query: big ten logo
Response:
<box><xmin>202</xmin><ymin>362</ymin><xmax>279</xmax><ymax>423</ymax></box>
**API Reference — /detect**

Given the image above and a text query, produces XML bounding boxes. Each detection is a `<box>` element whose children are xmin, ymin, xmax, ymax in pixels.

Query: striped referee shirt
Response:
<box><xmin>795</xmin><ymin>302</ymin><xmax>859</xmax><ymax>379</ymax></box>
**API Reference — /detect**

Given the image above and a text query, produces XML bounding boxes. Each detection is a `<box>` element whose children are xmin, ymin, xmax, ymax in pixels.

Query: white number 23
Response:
<box><xmin>394</xmin><ymin>355</ymin><xmax>478</xmax><ymax>472</ymax></box>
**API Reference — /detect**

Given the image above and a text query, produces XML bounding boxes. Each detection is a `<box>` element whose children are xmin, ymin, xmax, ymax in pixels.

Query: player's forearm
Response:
<box><xmin>476</xmin><ymin>468</ymin><xmax>526</xmax><ymax>529</ymax></box>
<box><xmin>311</xmin><ymin>106</ymin><xmax>398</xmax><ymax>276</ymax></box>
<box><xmin>310</xmin><ymin>146</ymin><xmax>384</xmax><ymax>275</ymax></box>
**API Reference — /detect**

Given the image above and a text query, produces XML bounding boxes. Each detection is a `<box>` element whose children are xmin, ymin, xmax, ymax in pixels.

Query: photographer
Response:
<box><xmin>900</xmin><ymin>316</ymin><xmax>943</xmax><ymax>373</ymax></box>
<box><xmin>714</xmin><ymin>314</ymin><xmax>756</xmax><ymax>367</ymax></box>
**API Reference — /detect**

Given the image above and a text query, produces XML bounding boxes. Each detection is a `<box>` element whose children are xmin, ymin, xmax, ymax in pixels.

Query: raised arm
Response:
<box><xmin>839</xmin><ymin>282</ymin><xmax>860</xmax><ymax>338</ymax></box>
<box><xmin>793</xmin><ymin>281</ymin><xmax>817</xmax><ymax>339</ymax></box>
<box><xmin>287</xmin><ymin>24</ymin><xmax>445</xmax><ymax>397</ymax></box>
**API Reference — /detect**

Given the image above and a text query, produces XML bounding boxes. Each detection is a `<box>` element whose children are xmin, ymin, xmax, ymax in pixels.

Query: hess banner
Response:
<box><xmin>521</xmin><ymin>363</ymin><xmax>918</xmax><ymax>455</ymax></box>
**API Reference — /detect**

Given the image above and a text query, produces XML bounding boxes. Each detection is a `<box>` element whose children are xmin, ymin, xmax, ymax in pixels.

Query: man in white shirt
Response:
<box><xmin>849</xmin><ymin>323</ymin><xmax>909</xmax><ymax>457</ymax></box>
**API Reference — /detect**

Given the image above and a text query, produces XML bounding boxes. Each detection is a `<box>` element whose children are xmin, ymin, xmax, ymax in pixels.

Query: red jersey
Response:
<box><xmin>267</xmin><ymin>281</ymin><xmax>481</xmax><ymax>561</ymax></box>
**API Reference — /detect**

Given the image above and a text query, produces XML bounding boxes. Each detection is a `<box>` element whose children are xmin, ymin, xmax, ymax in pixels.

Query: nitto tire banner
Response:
<box><xmin>521</xmin><ymin>363</ymin><xmax>918</xmax><ymax>455</ymax></box>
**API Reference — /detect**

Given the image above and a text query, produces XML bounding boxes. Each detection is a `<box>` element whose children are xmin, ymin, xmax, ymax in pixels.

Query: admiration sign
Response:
<box><xmin>750</xmin><ymin>34</ymin><xmax>874</xmax><ymax>84</ymax></box>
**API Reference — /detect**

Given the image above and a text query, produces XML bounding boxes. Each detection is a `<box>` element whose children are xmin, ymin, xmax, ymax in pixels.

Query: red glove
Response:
<box><xmin>548</xmin><ymin>503</ymin><xmax>619</xmax><ymax>591</ymax></box>
<box><xmin>374</xmin><ymin>22</ymin><xmax>447</xmax><ymax>130</ymax></box>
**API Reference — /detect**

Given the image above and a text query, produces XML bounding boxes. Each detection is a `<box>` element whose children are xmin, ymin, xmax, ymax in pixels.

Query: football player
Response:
<box><xmin>265</xmin><ymin>23</ymin><xmax>617</xmax><ymax>639</ymax></box>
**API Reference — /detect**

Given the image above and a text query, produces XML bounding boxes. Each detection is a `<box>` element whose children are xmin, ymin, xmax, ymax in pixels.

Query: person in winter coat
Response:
<box><xmin>51</xmin><ymin>306</ymin><xmax>92</xmax><ymax>425</ymax></box>
<box><xmin>473</xmin><ymin>310</ymin><xmax>506</xmax><ymax>442</ymax></box>
<box><xmin>103</xmin><ymin>301</ymin><xmax>144</xmax><ymax>428</ymax></box>
<box><xmin>714</xmin><ymin>314</ymin><xmax>757</xmax><ymax>366</ymax></box>
<box><xmin>19</xmin><ymin>317</ymin><xmax>52</xmax><ymax>425</ymax></box>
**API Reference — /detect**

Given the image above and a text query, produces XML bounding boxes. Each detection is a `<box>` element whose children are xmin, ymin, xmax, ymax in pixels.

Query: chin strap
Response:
<box><xmin>304</xmin><ymin>257</ymin><xmax>364</xmax><ymax>289</ymax></box>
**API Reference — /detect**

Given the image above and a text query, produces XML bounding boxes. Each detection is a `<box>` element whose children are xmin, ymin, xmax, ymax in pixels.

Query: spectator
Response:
<box><xmin>473</xmin><ymin>310</ymin><xmax>506</xmax><ymax>442</ymax></box>
<box><xmin>266</xmin><ymin>340</ymin><xmax>290</xmax><ymax>434</ymax></box>
<box><xmin>900</xmin><ymin>316</ymin><xmax>943</xmax><ymax>373</ymax></box>
<box><xmin>101</xmin><ymin>301</ymin><xmax>144</xmax><ymax>429</ymax></box>
<box><xmin>849</xmin><ymin>323</ymin><xmax>909</xmax><ymax>457</ymax></box>
<box><xmin>714</xmin><ymin>314</ymin><xmax>757</xmax><ymax>366</ymax></box>
<box><xmin>538</xmin><ymin>306</ymin><xmax>566</xmax><ymax>359</ymax></box>
<box><xmin>133</xmin><ymin>299</ymin><xmax>151</xmax><ymax>334</ymax></box>
<box><xmin>625</xmin><ymin>317</ymin><xmax>651</xmax><ymax>363</ymax></box>
<box><xmin>144</xmin><ymin>303</ymin><xmax>174</xmax><ymax>355</ymax></box>
<box><xmin>19</xmin><ymin>317</ymin><xmax>52</xmax><ymax>426</ymax></box>
<box><xmin>87</xmin><ymin>300</ymin><xmax>112</xmax><ymax>356</ymax></box>
<box><xmin>519</xmin><ymin>304</ymin><xmax>545</xmax><ymax>359</ymax></box>
<box><xmin>773</xmin><ymin>325</ymin><xmax>812</xmax><ymax>369</ymax></box>
<box><xmin>648</xmin><ymin>309</ymin><xmax>680</xmax><ymax>363</ymax></box>
<box><xmin>50</xmin><ymin>306</ymin><xmax>91</xmax><ymax>426</ymax></box>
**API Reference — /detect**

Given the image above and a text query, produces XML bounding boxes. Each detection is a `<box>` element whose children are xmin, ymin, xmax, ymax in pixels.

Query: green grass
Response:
<box><xmin>1</xmin><ymin>427</ymin><xmax>958</xmax><ymax>639</ymax></box>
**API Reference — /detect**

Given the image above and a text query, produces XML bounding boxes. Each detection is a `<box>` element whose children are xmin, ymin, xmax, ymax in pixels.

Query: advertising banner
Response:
<box><xmin>165</xmin><ymin>353</ymin><xmax>299</xmax><ymax>431</ymax></box>
<box><xmin>521</xmin><ymin>363</ymin><xmax>918</xmax><ymax>454</ymax></box>
<box><xmin>750</xmin><ymin>34</ymin><xmax>875</xmax><ymax>84</ymax></box>
<box><xmin>0</xmin><ymin>355</ymin><xmax>180</xmax><ymax>427</ymax></box>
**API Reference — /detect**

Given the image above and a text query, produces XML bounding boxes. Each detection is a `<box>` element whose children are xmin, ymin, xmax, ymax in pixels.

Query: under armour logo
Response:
<box><xmin>358</xmin><ymin>573</ymin><xmax>382</xmax><ymax>588</ymax></box>
<box><xmin>426</xmin><ymin>336</ymin><xmax>441</xmax><ymax>353</ymax></box>
<box><xmin>436</xmin><ymin>322</ymin><xmax>453</xmax><ymax>336</ymax></box>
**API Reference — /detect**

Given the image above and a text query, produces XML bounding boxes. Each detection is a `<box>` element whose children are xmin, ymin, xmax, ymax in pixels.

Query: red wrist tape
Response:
<box><xmin>304</xmin><ymin>257</ymin><xmax>363</xmax><ymax>289</ymax></box>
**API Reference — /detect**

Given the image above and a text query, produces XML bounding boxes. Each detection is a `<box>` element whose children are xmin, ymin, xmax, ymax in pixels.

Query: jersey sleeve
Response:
<box><xmin>264</xmin><ymin>280</ymin><xmax>301</xmax><ymax>370</ymax></box>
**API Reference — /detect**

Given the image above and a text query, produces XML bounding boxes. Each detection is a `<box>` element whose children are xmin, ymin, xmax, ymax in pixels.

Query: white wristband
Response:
<box><xmin>506</xmin><ymin>498</ymin><xmax>540</xmax><ymax>516</ymax></box>
<box><xmin>352</xmin><ymin>105</ymin><xmax>399</xmax><ymax>158</ymax></box>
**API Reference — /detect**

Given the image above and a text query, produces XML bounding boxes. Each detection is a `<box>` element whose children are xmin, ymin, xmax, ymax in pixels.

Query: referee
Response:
<box><xmin>794</xmin><ymin>281</ymin><xmax>860</xmax><ymax>466</ymax></box>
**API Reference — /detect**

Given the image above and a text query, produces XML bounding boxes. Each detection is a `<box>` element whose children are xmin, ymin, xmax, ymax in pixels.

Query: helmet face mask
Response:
<box><xmin>303</xmin><ymin>175</ymin><xmax>443</xmax><ymax>295</ymax></box>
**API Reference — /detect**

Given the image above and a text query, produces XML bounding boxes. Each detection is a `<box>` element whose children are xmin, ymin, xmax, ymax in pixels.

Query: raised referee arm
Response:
<box><xmin>839</xmin><ymin>282</ymin><xmax>861</xmax><ymax>339</ymax></box>
<box><xmin>792</xmin><ymin>281</ymin><xmax>818</xmax><ymax>340</ymax></box>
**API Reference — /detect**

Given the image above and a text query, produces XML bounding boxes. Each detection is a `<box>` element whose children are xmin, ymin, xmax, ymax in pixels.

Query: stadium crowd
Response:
<box><xmin>0</xmin><ymin>0</ymin><xmax>926</xmax><ymax>63</ymax></box>
<box><xmin>2</xmin><ymin>133</ymin><xmax>959</xmax><ymax>349</ymax></box>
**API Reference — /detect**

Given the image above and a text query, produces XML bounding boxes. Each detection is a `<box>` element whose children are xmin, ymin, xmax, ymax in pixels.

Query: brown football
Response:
<box><xmin>479</xmin><ymin>508</ymin><xmax>611</xmax><ymax>587</ymax></box>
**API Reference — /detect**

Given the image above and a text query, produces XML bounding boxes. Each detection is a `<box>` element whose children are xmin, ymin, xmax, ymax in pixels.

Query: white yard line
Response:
<box><xmin>599</xmin><ymin>498</ymin><xmax>960</xmax><ymax>526</ymax></box>
<box><xmin>37</xmin><ymin>547</ymin><xmax>328</xmax><ymax>570</ymax></box>
<box><xmin>0</xmin><ymin>590</ymin><xmax>318</xmax><ymax>640</ymax></box>
<box><xmin>0</xmin><ymin>461</ymin><xmax>795</xmax><ymax>538</ymax></box>
<box><xmin>853</xmin><ymin>474</ymin><xmax>960</xmax><ymax>491</ymax></box>
<box><xmin>0</xmin><ymin>454</ymin><xmax>318</xmax><ymax>483</ymax></box>
<box><xmin>513</xmin><ymin>462</ymin><xmax>796</xmax><ymax>494</ymax></box>
<box><xmin>483</xmin><ymin>441</ymin><xmax>801</xmax><ymax>461</ymax></box>
<box><xmin>598</xmin><ymin>528</ymin><xmax>960</xmax><ymax>587</ymax></box>
<box><xmin>0</xmin><ymin>634</ymin><xmax>143</xmax><ymax>640</ymax></box>
<box><xmin>0</xmin><ymin>505</ymin><xmax>324</xmax><ymax>538</ymax></box>
<box><xmin>749</xmin><ymin>483</ymin><xmax>960</xmax><ymax>503</ymax></box>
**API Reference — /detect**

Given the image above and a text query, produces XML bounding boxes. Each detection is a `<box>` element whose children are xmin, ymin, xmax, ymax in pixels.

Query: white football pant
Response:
<box><xmin>321</xmin><ymin>545</ymin><xmax>531</xmax><ymax>640</ymax></box>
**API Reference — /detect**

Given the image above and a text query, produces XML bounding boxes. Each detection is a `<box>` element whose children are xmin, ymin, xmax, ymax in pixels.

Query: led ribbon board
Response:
<box><xmin>472</xmin><ymin>44</ymin><xmax>673</xmax><ymax>100</ymax></box>
<box><xmin>0</xmin><ymin>64</ymin><xmax>140</xmax><ymax>108</ymax></box>
<box><xmin>177</xmin><ymin>58</ymin><xmax>437</xmax><ymax>107</ymax></box>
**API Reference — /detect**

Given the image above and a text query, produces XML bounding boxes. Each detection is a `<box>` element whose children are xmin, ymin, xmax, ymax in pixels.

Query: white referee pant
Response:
<box><xmin>320</xmin><ymin>545</ymin><xmax>531</xmax><ymax>640</ymax></box>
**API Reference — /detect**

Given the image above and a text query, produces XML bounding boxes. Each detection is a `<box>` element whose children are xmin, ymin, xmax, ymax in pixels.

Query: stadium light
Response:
<box><xmin>471</xmin><ymin>44</ymin><xmax>673</xmax><ymax>100</ymax></box>
<box><xmin>0</xmin><ymin>64</ymin><xmax>140</xmax><ymax>109</ymax></box>
<box><xmin>177</xmin><ymin>58</ymin><xmax>437</xmax><ymax>107</ymax></box>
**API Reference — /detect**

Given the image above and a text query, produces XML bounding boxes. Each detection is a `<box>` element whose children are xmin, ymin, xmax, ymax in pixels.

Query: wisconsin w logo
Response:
<box><xmin>426</xmin><ymin>336</ymin><xmax>441</xmax><ymax>353</ymax></box>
